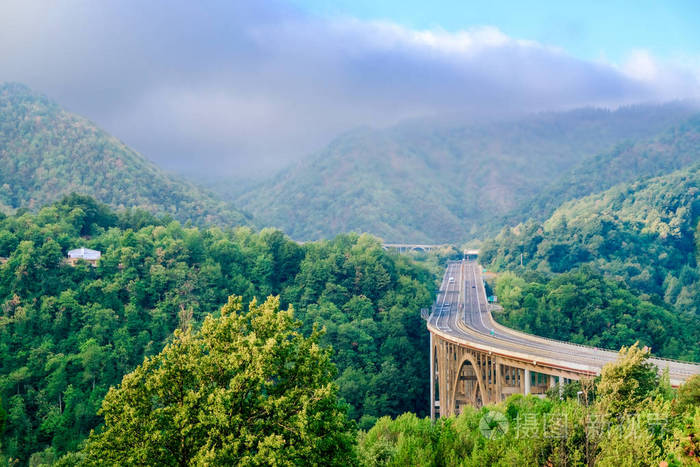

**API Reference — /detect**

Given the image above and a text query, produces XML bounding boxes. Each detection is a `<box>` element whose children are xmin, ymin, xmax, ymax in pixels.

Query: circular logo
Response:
<box><xmin>479</xmin><ymin>411</ymin><xmax>509</xmax><ymax>439</ymax></box>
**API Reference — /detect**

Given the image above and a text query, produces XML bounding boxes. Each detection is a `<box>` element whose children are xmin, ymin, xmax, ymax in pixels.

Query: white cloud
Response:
<box><xmin>622</xmin><ymin>49</ymin><xmax>660</xmax><ymax>82</ymax></box>
<box><xmin>620</xmin><ymin>49</ymin><xmax>700</xmax><ymax>100</ymax></box>
<box><xmin>345</xmin><ymin>21</ymin><xmax>516</xmax><ymax>54</ymax></box>
<box><xmin>1</xmin><ymin>1</ymin><xmax>698</xmax><ymax>176</ymax></box>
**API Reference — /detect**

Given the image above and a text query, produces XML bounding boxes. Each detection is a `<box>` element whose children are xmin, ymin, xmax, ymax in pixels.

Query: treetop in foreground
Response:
<box><xmin>73</xmin><ymin>295</ymin><xmax>356</xmax><ymax>466</ymax></box>
<box><xmin>359</xmin><ymin>344</ymin><xmax>700</xmax><ymax>466</ymax></box>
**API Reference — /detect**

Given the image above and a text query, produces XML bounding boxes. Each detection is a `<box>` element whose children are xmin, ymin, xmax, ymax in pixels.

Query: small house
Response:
<box><xmin>67</xmin><ymin>247</ymin><xmax>101</xmax><ymax>266</ymax></box>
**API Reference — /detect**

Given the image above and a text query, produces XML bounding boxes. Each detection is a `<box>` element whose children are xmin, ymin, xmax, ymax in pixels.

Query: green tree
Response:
<box><xmin>676</xmin><ymin>374</ymin><xmax>700</xmax><ymax>412</ymax></box>
<box><xmin>596</xmin><ymin>343</ymin><xmax>659</xmax><ymax>418</ymax></box>
<box><xmin>78</xmin><ymin>296</ymin><xmax>356</xmax><ymax>466</ymax></box>
<box><xmin>0</xmin><ymin>200</ymin><xmax>434</xmax><ymax>460</ymax></box>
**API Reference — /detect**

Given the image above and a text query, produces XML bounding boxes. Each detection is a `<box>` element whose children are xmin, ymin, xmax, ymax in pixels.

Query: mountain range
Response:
<box><xmin>0</xmin><ymin>83</ymin><xmax>251</xmax><ymax>227</ymax></box>
<box><xmin>2</xmin><ymin>82</ymin><xmax>699</xmax><ymax>245</ymax></box>
<box><xmin>234</xmin><ymin>104</ymin><xmax>700</xmax><ymax>242</ymax></box>
<box><xmin>2</xmin><ymin>83</ymin><xmax>700</xmax><ymax>464</ymax></box>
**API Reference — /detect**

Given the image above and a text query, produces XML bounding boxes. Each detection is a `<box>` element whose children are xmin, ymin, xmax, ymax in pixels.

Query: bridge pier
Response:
<box><xmin>430</xmin><ymin>333</ymin><xmax>435</xmax><ymax>421</ymax></box>
<box><xmin>524</xmin><ymin>369</ymin><xmax>531</xmax><ymax>395</ymax></box>
<box><xmin>495</xmin><ymin>359</ymin><xmax>503</xmax><ymax>403</ymax></box>
<box><xmin>429</xmin><ymin>331</ymin><xmax>592</xmax><ymax>417</ymax></box>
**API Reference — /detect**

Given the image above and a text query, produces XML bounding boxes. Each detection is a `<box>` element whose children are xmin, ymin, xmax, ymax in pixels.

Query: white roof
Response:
<box><xmin>68</xmin><ymin>247</ymin><xmax>101</xmax><ymax>260</ymax></box>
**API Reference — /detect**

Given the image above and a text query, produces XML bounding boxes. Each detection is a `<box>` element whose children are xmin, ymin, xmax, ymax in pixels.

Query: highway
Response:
<box><xmin>428</xmin><ymin>260</ymin><xmax>700</xmax><ymax>387</ymax></box>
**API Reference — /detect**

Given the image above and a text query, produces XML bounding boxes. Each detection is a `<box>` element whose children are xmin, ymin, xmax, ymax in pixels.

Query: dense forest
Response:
<box><xmin>480</xmin><ymin>163</ymin><xmax>700</xmax><ymax>361</ymax></box>
<box><xmin>235</xmin><ymin>104</ymin><xmax>699</xmax><ymax>242</ymax></box>
<box><xmin>503</xmin><ymin>115</ymin><xmax>700</xmax><ymax>225</ymax></box>
<box><xmin>359</xmin><ymin>345</ymin><xmax>700</xmax><ymax>466</ymax></box>
<box><xmin>1</xmin><ymin>82</ymin><xmax>699</xmax><ymax>465</ymax></box>
<box><xmin>3</xmin><ymin>195</ymin><xmax>698</xmax><ymax>465</ymax></box>
<box><xmin>0</xmin><ymin>195</ymin><xmax>433</xmax><ymax>463</ymax></box>
<box><xmin>42</xmin><ymin>301</ymin><xmax>700</xmax><ymax>465</ymax></box>
<box><xmin>0</xmin><ymin>83</ymin><xmax>250</xmax><ymax>227</ymax></box>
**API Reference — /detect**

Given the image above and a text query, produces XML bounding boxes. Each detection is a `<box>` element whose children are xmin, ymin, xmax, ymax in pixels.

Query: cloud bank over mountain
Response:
<box><xmin>1</xmin><ymin>0</ymin><xmax>698</xmax><ymax>175</ymax></box>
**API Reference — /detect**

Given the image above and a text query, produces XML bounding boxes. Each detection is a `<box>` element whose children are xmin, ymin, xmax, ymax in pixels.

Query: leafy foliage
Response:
<box><xmin>76</xmin><ymin>296</ymin><xmax>355</xmax><ymax>466</ymax></box>
<box><xmin>283</xmin><ymin>235</ymin><xmax>434</xmax><ymax>429</ymax></box>
<box><xmin>0</xmin><ymin>196</ymin><xmax>432</xmax><ymax>463</ymax></box>
<box><xmin>359</xmin><ymin>349</ymin><xmax>700</xmax><ymax>466</ymax></box>
<box><xmin>0</xmin><ymin>82</ymin><xmax>251</xmax><ymax>226</ymax></box>
<box><xmin>597</xmin><ymin>343</ymin><xmax>660</xmax><ymax>418</ymax></box>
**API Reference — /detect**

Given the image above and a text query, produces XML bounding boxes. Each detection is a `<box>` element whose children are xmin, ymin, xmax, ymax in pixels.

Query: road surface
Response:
<box><xmin>428</xmin><ymin>260</ymin><xmax>700</xmax><ymax>386</ymax></box>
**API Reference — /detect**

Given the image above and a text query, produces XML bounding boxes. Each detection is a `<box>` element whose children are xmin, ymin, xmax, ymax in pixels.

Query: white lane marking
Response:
<box><xmin>442</xmin><ymin>263</ymin><xmax>458</xmax><ymax>330</ymax></box>
<box><xmin>472</xmin><ymin>262</ymin><xmax>488</xmax><ymax>332</ymax></box>
<box><xmin>433</xmin><ymin>264</ymin><xmax>450</xmax><ymax>328</ymax></box>
<box><xmin>436</xmin><ymin>263</ymin><xmax>454</xmax><ymax>331</ymax></box>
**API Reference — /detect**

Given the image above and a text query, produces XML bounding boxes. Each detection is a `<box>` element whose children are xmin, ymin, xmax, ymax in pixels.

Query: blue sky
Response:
<box><xmin>2</xmin><ymin>1</ymin><xmax>699</xmax><ymax>175</ymax></box>
<box><xmin>290</xmin><ymin>0</ymin><xmax>700</xmax><ymax>63</ymax></box>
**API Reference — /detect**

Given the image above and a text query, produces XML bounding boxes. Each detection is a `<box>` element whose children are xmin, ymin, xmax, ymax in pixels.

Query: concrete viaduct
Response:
<box><xmin>427</xmin><ymin>259</ymin><xmax>700</xmax><ymax>419</ymax></box>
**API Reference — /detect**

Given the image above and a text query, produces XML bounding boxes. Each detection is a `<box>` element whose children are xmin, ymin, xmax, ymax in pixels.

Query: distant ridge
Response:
<box><xmin>500</xmin><ymin>115</ymin><xmax>700</xmax><ymax>227</ymax></box>
<box><xmin>0</xmin><ymin>82</ymin><xmax>251</xmax><ymax>227</ymax></box>
<box><xmin>236</xmin><ymin>103</ymin><xmax>699</xmax><ymax>243</ymax></box>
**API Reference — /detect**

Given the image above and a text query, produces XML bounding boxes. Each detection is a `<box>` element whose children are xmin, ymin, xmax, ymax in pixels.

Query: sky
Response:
<box><xmin>1</xmin><ymin>0</ymin><xmax>699</xmax><ymax>178</ymax></box>
<box><xmin>291</xmin><ymin>1</ymin><xmax>700</xmax><ymax>64</ymax></box>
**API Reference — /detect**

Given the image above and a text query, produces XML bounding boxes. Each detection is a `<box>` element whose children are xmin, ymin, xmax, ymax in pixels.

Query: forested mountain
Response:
<box><xmin>480</xmin><ymin>163</ymin><xmax>700</xmax><ymax>360</ymax></box>
<box><xmin>502</xmin><ymin>115</ymin><xmax>700</xmax><ymax>225</ymax></box>
<box><xmin>3</xmin><ymin>197</ymin><xmax>697</xmax><ymax>465</ymax></box>
<box><xmin>235</xmin><ymin>104</ymin><xmax>698</xmax><ymax>243</ymax></box>
<box><xmin>0</xmin><ymin>195</ymin><xmax>432</xmax><ymax>463</ymax></box>
<box><xmin>2</xmin><ymin>83</ymin><xmax>699</xmax><ymax>464</ymax></box>
<box><xmin>0</xmin><ymin>83</ymin><xmax>250</xmax><ymax>227</ymax></box>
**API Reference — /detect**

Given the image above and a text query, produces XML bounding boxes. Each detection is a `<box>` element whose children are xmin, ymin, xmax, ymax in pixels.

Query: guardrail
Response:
<box><xmin>421</xmin><ymin>308</ymin><xmax>430</xmax><ymax>321</ymax></box>
<box><xmin>489</xmin><ymin>316</ymin><xmax>700</xmax><ymax>368</ymax></box>
<box><xmin>473</xmin><ymin>264</ymin><xmax>700</xmax><ymax>368</ymax></box>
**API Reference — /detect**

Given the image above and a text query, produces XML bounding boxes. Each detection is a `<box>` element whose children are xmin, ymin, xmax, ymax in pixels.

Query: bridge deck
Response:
<box><xmin>428</xmin><ymin>260</ymin><xmax>700</xmax><ymax>388</ymax></box>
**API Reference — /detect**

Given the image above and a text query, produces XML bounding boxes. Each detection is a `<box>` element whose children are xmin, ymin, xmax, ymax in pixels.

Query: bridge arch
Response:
<box><xmin>449</xmin><ymin>351</ymin><xmax>487</xmax><ymax>414</ymax></box>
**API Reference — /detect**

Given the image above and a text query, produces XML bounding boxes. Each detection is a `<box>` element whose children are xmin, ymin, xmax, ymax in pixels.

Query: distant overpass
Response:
<box><xmin>428</xmin><ymin>260</ymin><xmax>700</xmax><ymax>419</ymax></box>
<box><xmin>295</xmin><ymin>242</ymin><xmax>451</xmax><ymax>253</ymax></box>
<box><xmin>383</xmin><ymin>243</ymin><xmax>447</xmax><ymax>253</ymax></box>
<box><xmin>383</xmin><ymin>244</ymin><xmax>480</xmax><ymax>254</ymax></box>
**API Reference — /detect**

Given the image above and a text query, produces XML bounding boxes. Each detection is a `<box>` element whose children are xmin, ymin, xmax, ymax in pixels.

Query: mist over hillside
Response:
<box><xmin>235</xmin><ymin>103</ymin><xmax>699</xmax><ymax>243</ymax></box>
<box><xmin>497</xmin><ymin>114</ymin><xmax>700</xmax><ymax>228</ymax></box>
<box><xmin>0</xmin><ymin>83</ymin><xmax>251</xmax><ymax>227</ymax></box>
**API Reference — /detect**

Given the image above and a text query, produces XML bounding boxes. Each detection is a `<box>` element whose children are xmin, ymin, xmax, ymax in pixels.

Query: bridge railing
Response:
<box><xmin>476</xmin><ymin>273</ymin><xmax>699</xmax><ymax>368</ymax></box>
<box><xmin>421</xmin><ymin>308</ymin><xmax>430</xmax><ymax>321</ymax></box>
<box><xmin>448</xmin><ymin>260</ymin><xmax>699</xmax><ymax>370</ymax></box>
<box><xmin>486</xmin><ymin>306</ymin><xmax>700</xmax><ymax>367</ymax></box>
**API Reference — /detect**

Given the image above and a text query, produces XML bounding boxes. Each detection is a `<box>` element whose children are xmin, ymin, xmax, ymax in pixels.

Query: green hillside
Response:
<box><xmin>235</xmin><ymin>105</ymin><xmax>698</xmax><ymax>243</ymax></box>
<box><xmin>480</xmin><ymin>163</ymin><xmax>700</xmax><ymax>360</ymax></box>
<box><xmin>0</xmin><ymin>196</ymin><xmax>432</xmax><ymax>462</ymax></box>
<box><xmin>502</xmin><ymin>115</ymin><xmax>700</xmax><ymax>225</ymax></box>
<box><xmin>0</xmin><ymin>83</ymin><xmax>251</xmax><ymax>227</ymax></box>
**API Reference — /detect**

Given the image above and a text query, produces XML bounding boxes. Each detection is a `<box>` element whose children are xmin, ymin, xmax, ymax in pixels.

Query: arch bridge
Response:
<box><xmin>428</xmin><ymin>260</ymin><xmax>700</xmax><ymax>418</ymax></box>
<box><xmin>383</xmin><ymin>243</ymin><xmax>447</xmax><ymax>253</ymax></box>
